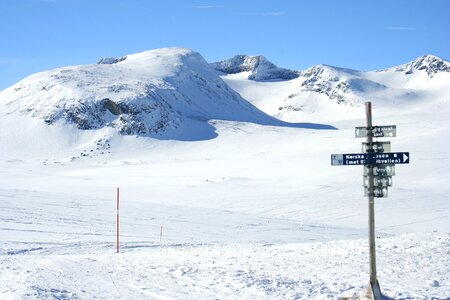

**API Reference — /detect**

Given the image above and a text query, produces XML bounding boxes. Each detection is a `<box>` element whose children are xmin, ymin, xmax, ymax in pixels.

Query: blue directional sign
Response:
<box><xmin>371</xmin><ymin>152</ymin><xmax>409</xmax><ymax>165</ymax></box>
<box><xmin>331</xmin><ymin>152</ymin><xmax>409</xmax><ymax>166</ymax></box>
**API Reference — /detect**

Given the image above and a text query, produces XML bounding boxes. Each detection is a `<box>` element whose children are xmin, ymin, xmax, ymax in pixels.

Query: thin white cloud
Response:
<box><xmin>262</xmin><ymin>12</ymin><xmax>287</xmax><ymax>16</ymax></box>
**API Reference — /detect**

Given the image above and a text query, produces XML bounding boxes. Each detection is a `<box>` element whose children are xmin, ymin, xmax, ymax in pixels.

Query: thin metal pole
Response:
<box><xmin>116</xmin><ymin>187</ymin><xmax>120</xmax><ymax>254</ymax></box>
<box><xmin>366</xmin><ymin>102</ymin><xmax>377</xmax><ymax>282</ymax></box>
<box><xmin>365</xmin><ymin>102</ymin><xmax>382</xmax><ymax>299</ymax></box>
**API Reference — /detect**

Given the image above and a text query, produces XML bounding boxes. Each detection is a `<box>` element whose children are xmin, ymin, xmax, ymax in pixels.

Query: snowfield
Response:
<box><xmin>0</xmin><ymin>48</ymin><xmax>449</xmax><ymax>299</ymax></box>
<box><xmin>1</xmin><ymin>234</ymin><xmax>447</xmax><ymax>299</ymax></box>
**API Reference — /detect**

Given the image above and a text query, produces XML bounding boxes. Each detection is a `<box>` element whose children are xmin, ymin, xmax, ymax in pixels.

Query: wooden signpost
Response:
<box><xmin>331</xmin><ymin>102</ymin><xmax>410</xmax><ymax>299</ymax></box>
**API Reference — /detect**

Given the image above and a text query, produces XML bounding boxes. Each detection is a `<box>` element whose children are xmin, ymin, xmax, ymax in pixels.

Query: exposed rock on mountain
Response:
<box><xmin>382</xmin><ymin>54</ymin><xmax>450</xmax><ymax>77</ymax></box>
<box><xmin>97</xmin><ymin>56</ymin><xmax>127</xmax><ymax>64</ymax></box>
<box><xmin>298</xmin><ymin>65</ymin><xmax>362</xmax><ymax>105</ymax></box>
<box><xmin>211</xmin><ymin>55</ymin><xmax>300</xmax><ymax>81</ymax></box>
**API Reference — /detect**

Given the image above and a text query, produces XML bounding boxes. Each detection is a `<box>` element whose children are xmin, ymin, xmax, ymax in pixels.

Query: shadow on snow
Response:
<box><xmin>151</xmin><ymin>116</ymin><xmax>337</xmax><ymax>141</ymax></box>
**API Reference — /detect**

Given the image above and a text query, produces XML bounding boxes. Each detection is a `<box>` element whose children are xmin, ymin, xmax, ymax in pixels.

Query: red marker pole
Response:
<box><xmin>116</xmin><ymin>187</ymin><xmax>120</xmax><ymax>253</ymax></box>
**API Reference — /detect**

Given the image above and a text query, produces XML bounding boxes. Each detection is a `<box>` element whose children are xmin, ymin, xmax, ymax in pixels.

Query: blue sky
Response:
<box><xmin>0</xmin><ymin>0</ymin><xmax>449</xmax><ymax>90</ymax></box>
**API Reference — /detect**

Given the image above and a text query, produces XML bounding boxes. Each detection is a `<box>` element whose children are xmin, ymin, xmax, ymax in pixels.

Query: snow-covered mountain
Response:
<box><xmin>0</xmin><ymin>48</ymin><xmax>284</xmax><ymax>140</ymax></box>
<box><xmin>2</xmin><ymin>49</ymin><xmax>448</xmax><ymax>140</ymax></box>
<box><xmin>219</xmin><ymin>54</ymin><xmax>450</xmax><ymax>122</ymax></box>
<box><xmin>211</xmin><ymin>54</ymin><xmax>300</xmax><ymax>81</ymax></box>
<box><xmin>382</xmin><ymin>54</ymin><xmax>450</xmax><ymax>77</ymax></box>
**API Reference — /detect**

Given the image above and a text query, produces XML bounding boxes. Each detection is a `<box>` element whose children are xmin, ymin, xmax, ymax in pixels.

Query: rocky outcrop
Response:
<box><xmin>212</xmin><ymin>55</ymin><xmax>299</xmax><ymax>81</ymax></box>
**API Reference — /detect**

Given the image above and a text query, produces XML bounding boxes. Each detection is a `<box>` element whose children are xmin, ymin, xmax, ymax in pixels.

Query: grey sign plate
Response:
<box><xmin>364</xmin><ymin>186</ymin><xmax>388</xmax><ymax>198</ymax></box>
<box><xmin>355</xmin><ymin>125</ymin><xmax>396</xmax><ymax>138</ymax></box>
<box><xmin>363</xmin><ymin>164</ymin><xmax>395</xmax><ymax>176</ymax></box>
<box><xmin>363</xmin><ymin>175</ymin><xmax>393</xmax><ymax>187</ymax></box>
<box><xmin>362</xmin><ymin>141</ymin><xmax>391</xmax><ymax>153</ymax></box>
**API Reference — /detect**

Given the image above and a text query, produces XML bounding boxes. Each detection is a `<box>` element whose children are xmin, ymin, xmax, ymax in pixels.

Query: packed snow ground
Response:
<box><xmin>1</xmin><ymin>234</ymin><xmax>447</xmax><ymax>299</ymax></box>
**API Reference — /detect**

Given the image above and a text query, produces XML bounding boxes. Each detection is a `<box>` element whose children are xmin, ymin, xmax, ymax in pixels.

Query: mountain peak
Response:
<box><xmin>0</xmin><ymin>47</ymin><xmax>278</xmax><ymax>140</ymax></box>
<box><xmin>97</xmin><ymin>56</ymin><xmax>127</xmax><ymax>64</ymax></box>
<box><xmin>419</xmin><ymin>54</ymin><xmax>441</xmax><ymax>60</ymax></box>
<box><xmin>387</xmin><ymin>54</ymin><xmax>450</xmax><ymax>77</ymax></box>
<box><xmin>211</xmin><ymin>54</ymin><xmax>299</xmax><ymax>81</ymax></box>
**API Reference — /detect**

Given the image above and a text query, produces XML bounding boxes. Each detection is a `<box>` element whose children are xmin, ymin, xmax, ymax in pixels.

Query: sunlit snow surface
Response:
<box><xmin>0</xmin><ymin>49</ymin><xmax>449</xmax><ymax>299</ymax></box>
<box><xmin>1</xmin><ymin>116</ymin><xmax>449</xmax><ymax>299</ymax></box>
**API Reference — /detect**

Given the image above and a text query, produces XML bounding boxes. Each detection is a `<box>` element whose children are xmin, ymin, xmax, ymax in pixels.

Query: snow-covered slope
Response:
<box><xmin>1</xmin><ymin>110</ymin><xmax>449</xmax><ymax>298</ymax></box>
<box><xmin>220</xmin><ymin>55</ymin><xmax>450</xmax><ymax>122</ymax></box>
<box><xmin>0</xmin><ymin>48</ymin><xmax>284</xmax><ymax>141</ymax></box>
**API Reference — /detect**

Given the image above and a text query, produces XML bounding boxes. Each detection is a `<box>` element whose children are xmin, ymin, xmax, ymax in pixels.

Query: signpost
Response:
<box><xmin>331</xmin><ymin>102</ymin><xmax>410</xmax><ymax>300</ymax></box>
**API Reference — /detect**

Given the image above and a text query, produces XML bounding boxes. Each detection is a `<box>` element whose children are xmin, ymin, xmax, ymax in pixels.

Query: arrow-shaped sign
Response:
<box><xmin>331</xmin><ymin>152</ymin><xmax>410</xmax><ymax>166</ymax></box>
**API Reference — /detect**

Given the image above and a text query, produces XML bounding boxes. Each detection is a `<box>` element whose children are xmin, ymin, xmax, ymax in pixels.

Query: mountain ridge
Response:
<box><xmin>0</xmin><ymin>47</ymin><xmax>334</xmax><ymax>142</ymax></box>
<box><xmin>219</xmin><ymin>53</ymin><xmax>449</xmax><ymax>122</ymax></box>
<box><xmin>212</xmin><ymin>53</ymin><xmax>449</xmax><ymax>79</ymax></box>
<box><xmin>1</xmin><ymin>48</ymin><xmax>448</xmax><ymax>132</ymax></box>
